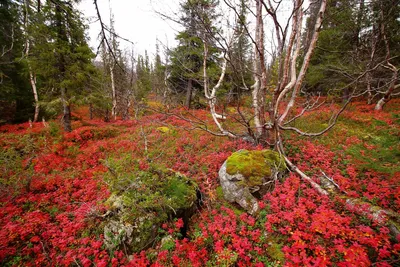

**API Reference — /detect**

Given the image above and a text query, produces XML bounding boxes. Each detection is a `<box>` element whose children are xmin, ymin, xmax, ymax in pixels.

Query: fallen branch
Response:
<box><xmin>277</xmin><ymin>139</ymin><xmax>399</xmax><ymax>240</ymax></box>
<box><xmin>278</xmin><ymin>148</ymin><xmax>328</xmax><ymax>196</ymax></box>
<box><xmin>320</xmin><ymin>170</ymin><xmax>344</xmax><ymax>192</ymax></box>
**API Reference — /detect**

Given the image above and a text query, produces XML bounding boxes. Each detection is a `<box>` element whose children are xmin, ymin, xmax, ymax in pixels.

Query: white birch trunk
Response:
<box><xmin>252</xmin><ymin>0</ymin><xmax>263</xmax><ymax>137</ymax></box>
<box><xmin>275</xmin><ymin>3</ymin><xmax>303</xmax><ymax>122</ymax></box>
<box><xmin>203</xmin><ymin>42</ymin><xmax>233</xmax><ymax>137</ymax></box>
<box><xmin>24</xmin><ymin>0</ymin><xmax>39</xmax><ymax>122</ymax></box>
<box><xmin>279</xmin><ymin>0</ymin><xmax>327</xmax><ymax>124</ymax></box>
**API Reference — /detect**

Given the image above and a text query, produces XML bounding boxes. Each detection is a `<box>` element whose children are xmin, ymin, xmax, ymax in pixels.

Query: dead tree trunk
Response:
<box><xmin>110</xmin><ymin>62</ymin><xmax>117</xmax><ymax>120</ymax></box>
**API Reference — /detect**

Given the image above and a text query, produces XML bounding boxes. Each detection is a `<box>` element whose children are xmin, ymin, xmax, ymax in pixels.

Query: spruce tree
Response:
<box><xmin>0</xmin><ymin>0</ymin><xmax>33</xmax><ymax>123</ymax></box>
<box><xmin>168</xmin><ymin>0</ymin><xmax>220</xmax><ymax>108</ymax></box>
<box><xmin>225</xmin><ymin>0</ymin><xmax>252</xmax><ymax>103</ymax></box>
<box><xmin>29</xmin><ymin>0</ymin><xmax>95</xmax><ymax>131</ymax></box>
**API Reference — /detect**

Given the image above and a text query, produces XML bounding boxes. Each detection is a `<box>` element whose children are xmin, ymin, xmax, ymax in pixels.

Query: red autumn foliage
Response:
<box><xmin>0</xmin><ymin>99</ymin><xmax>399</xmax><ymax>266</ymax></box>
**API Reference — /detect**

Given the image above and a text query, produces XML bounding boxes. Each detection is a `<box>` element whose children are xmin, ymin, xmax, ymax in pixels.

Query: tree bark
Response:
<box><xmin>374</xmin><ymin>6</ymin><xmax>398</xmax><ymax>111</ymax></box>
<box><xmin>252</xmin><ymin>0</ymin><xmax>265</xmax><ymax>141</ymax></box>
<box><xmin>61</xmin><ymin>87</ymin><xmax>72</xmax><ymax>132</ymax></box>
<box><xmin>55</xmin><ymin>3</ymin><xmax>71</xmax><ymax>132</ymax></box>
<box><xmin>109</xmin><ymin>12</ymin><xmax>117</xmax><ymax>120</ymax></box>
<box><xmin>185</xmin><ymin>78</ymin><xmax>193</xmax><ymax>109</ymax></box>
<box><xmin>24</xmin><ymin>0</ymin><xmax>39</xmax><ymax>122</ymax></box>
<box><xmin>203</xmin><ymin>41</ymin><xmax>234</xmax><ymax>137</ymax></box>
<box><xmin>278</xmin><ymin>0</ymin><xmax>327</xmax><ymax>124</ymax></box>
<box><xmin>110</xmin><ymin>62</ymin><xmax>117</xmax><ymax>120</ymax></box>
<box><xmin>375</xmin><ymin>79</ymin><xmax>398</xmax><ymax>111</ymax></box>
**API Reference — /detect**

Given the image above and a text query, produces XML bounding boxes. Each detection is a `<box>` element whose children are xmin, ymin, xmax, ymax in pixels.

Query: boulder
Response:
<box><xmin>103</xmin><ymin>167</ymin><xmax>198</xmax><ymax>253</ymax></box>
<box><xmin>219</xmin><ymin>149</ymin><xmax>286</xmax><ymax>215</ymax></box>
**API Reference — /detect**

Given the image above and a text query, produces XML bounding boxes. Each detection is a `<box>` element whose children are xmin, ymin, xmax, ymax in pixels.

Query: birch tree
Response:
<box><xmin>374</xmin><ymin>0</ymin><xmax>399</xmax><ymax>110</ymax></box>
<box><xmin>23</xmin><ymin>0</ymin><xmax>39</xmax><ymax>122</ymax></box>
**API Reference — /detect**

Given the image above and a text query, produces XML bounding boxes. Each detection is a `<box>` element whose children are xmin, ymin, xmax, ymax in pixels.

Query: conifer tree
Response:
<box><xmin>225</xmin><ymin>0</ymin><xmax>252</xmax><ymax>103</ymax></box>
<box><xmin>28</xmin><ymin>0</ymin><xmax>95</xmax><ymax>131</ymax></box>
<box><xmin>0</xmin><ymin>0</ymin><xmax>33</xmax><ymax>123</ymax></box>
<box><xmin>152</xmin><ymin>41</ymin><xmax>166</xmax><ymax>97</ymax></box>
<box><xmin>168</xmin><ymin>0</ymin><xmax>220</xmax><ymax>108</ymax></box>
<box><xmin>135</xmin><ymin>51</ymin><xmax>152</xmax><ymax>101</ymax></box>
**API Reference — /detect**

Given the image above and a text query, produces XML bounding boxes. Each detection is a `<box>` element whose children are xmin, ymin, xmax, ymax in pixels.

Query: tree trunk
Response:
<box><xmin>366</xmin><ymin>71</ymin><xmax>373</xmax><ymax>104</ymax></box>
<box><xmin>61</xmin><ymin>87</ymin><xmax>71</xmax><ymax>132</ymax></box>
<box><xmin>375</xmin><ymin>64</ymin><xmax>398</xmax><ymax>111</ymax></box>
<box><xmin>104</xmin><ymin>108</ymin><xmax>110</xmax><ymax>122</ymax></box>
<box><xmin>342</xmin><ymin>87</ymin><xmax>350</xmax><ymax>104</ymax></box>
<box><xmin>110</xmin><ymin>63</ymin><xmax>117</xmax><ymax>120</ymax></box>
<box><xmin>55</xmin><ymin>3</ymin><xmax>71</xmax><ymax>132</ymax></box>
<box><xmin>123</xmin><ymin>91</ymin><xmax>131</xmax><ymax>120</ymax></box>
<box><xmin>375</xmin><ymin>86</ymin><xmax>396</xmax><ymax>111</ymax></box>
<box><xmin>185</xmin><ymin>78</ymin><xmax>193</xmax><ymax>109</ymax></box>
<box><xmin>375</xmin><ymin>5</ymin><xmax>398</xmax><ymax>111</ymax></box>
<box><xmin>30</xmin><ymin>71</ymin><xmax>39</xmax><ymax>122</ymax></box>
<box><xmin>278</xmin><ymin>0</ymin><xmax>327</xmax><ymax>125</ymax></box>
<box><xmin>24</xmin><ymin>0</ymin><xmax>39</xmax><ymax>122</ymax></box>
<box><xmin>252</xmin><ymin>0</ymin><xmax>265</xmax><ymax>141</ymax></box>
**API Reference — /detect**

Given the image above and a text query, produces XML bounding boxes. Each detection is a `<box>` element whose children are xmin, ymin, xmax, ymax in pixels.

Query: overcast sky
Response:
<box><xmin>77</xmin><ymin>0</ymin><xmax>297</xmax><ymax>63</ymax></box>
<box><xmin>77</xmin><ymin>0</ymin><xmax>181</xmax><ymax>59</ymax></box>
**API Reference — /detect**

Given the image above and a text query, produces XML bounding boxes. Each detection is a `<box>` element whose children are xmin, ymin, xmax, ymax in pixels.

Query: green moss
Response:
<box><xmin>216</xmin><ymin>186</ymin><xmax>224</xmax><ymax>200</ymax></box>
<box><xmin>226</xmin><ymin>150</ymin><xmax>286</xmax><ymax>187</ymax></box>
<box><xmin>266</xmin><ymin>236</ymin><xmax>285</xmax><ymax>262</ymax></box>
<box><xmin>102</xmin><ymin>156</ymin><xmax>198</xmax><ymax>252</ymax></box>
<box><xmin>160</xmin><ymin>236</ymin><xmax>176</xmax><ymax>251</ymax></box>
<box><xmin>267</xmin><ymin>243</ymin><xmax>285</xmax><ymax>262</ymax></box>
<box><xmin>165</xmin><ymin>172</ymin><xmax>197</xmax><ymax>209</ymax></box>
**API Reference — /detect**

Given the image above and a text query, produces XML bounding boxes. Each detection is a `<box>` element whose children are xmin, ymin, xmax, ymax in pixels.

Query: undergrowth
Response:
<box><xmin>0</xmin><ymin>100</ymin><xmax>399</xmax><ymax>266</ymax></box>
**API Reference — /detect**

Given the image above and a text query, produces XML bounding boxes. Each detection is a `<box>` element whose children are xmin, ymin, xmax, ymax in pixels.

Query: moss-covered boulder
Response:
<box><xmin>102</xmin><ymin>161</ymin><xmax>198</xmax><ymax>253</ymax></box>
<box><xmin>226</xmin><ymin>150</ymin><xmax>286</xmax><ymax>187</ymax></box>
<box><xmin>219</xmin><ymin>149</ymin><xmax>286</xmax><ymax>215</ymax></box>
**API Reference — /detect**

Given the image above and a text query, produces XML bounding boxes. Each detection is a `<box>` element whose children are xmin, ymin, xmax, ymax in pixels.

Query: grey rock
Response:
<box><xmin>218</xmin><ymin>161</ymin><xmax>259</xmax><ymax>215</ymax></box>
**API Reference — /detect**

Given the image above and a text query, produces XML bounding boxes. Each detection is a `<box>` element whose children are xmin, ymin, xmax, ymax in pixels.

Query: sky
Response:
<box><xmin>77</xmin><ymin>0</ymin><xmax>181</xmax><ymax>59</ymax></box>
<box><xmin>77</xmin><ymin>0</ymin><xmax>299</xmax><ymax>63</ymax></box>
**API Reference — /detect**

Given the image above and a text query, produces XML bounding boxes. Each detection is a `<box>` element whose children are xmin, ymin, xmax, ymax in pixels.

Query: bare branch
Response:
<box><xmin>93</xmin><ymin>0</ymin><xmax>125</xmax><ymax>72</ymax></box>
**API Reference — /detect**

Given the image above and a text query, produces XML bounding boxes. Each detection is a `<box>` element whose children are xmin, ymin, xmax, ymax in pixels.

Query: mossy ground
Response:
<box><xmin>226</xmin><ymin>150</ymin><xmax>286</xmax><ymax>187</ymax></box>
<box><xmin>287</xmin><ymin>104</ymin><xmax>400</xmax><ymax>174</ymax></box>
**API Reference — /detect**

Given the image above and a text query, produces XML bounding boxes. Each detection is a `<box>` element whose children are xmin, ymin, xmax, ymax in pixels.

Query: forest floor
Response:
<box><xmin>0</xmin><ymin>99</ymin><xmax>399</xmax><ymax>266</ymax></box>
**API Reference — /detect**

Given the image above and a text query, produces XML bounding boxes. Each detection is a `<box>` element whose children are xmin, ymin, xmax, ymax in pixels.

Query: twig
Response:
<box><xmin>167</xmin><ymin>204</ymin><xmax>177</xmax><ymax>215</ymax></box>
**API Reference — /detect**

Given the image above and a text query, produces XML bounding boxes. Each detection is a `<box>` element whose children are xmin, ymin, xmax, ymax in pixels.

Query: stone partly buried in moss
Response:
<box><xmin>219</xmin><ymin>149</ymin><xmax>286</xmax><ymax>215</ymax></box>
<box><xmin>103</xmin><ymin>167</ymin><xmax>198</xmax><ymax>253</ymax></box>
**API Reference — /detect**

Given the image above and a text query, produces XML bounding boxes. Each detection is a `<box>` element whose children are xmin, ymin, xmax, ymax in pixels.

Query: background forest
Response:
<box><xmin>0</xmin><ymin>0</ymin><xmax>399</xmax><ymax>266</ymax></box>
